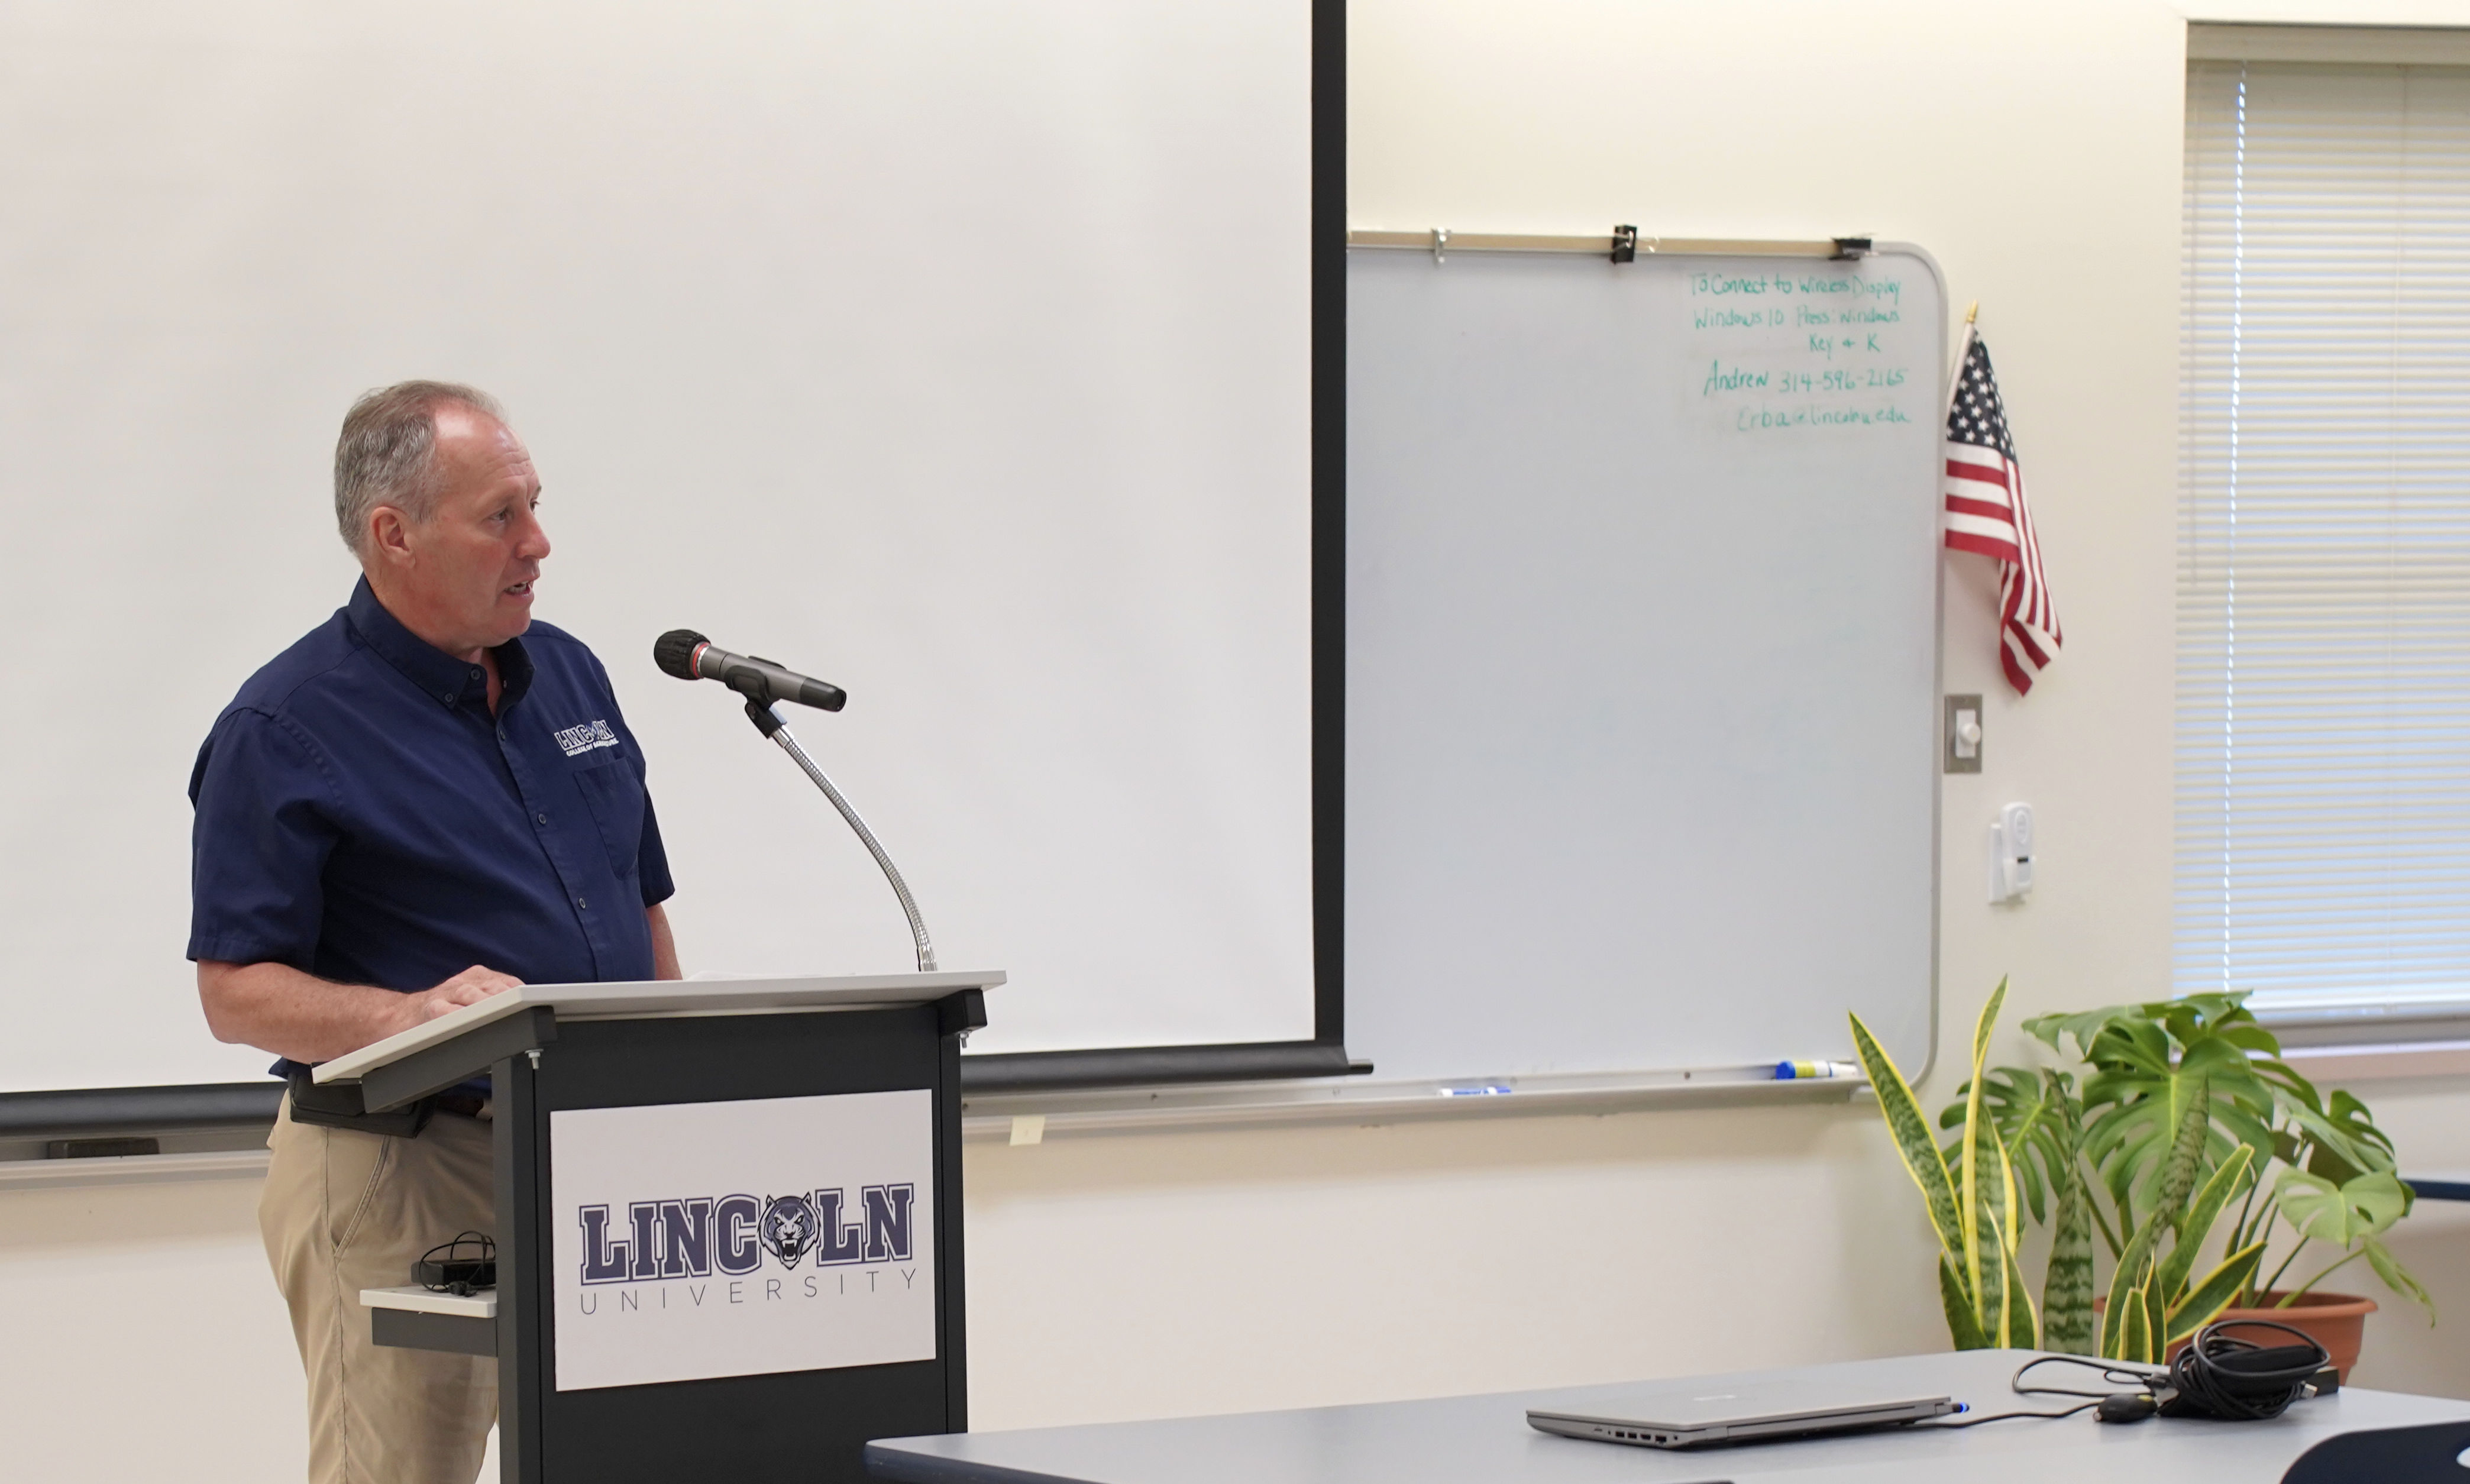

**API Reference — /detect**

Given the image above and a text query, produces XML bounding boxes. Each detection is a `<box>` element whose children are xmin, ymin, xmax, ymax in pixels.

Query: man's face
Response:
<box><xmin>371</xmin><ymin>405</ymin><xmax>551</xmax><ymax>657</ymax></box>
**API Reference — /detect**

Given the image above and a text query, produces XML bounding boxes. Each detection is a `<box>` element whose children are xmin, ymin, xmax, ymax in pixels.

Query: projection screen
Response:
<box><xmin>0</xmin><ymin>0</ymin><xmax>1313</xmax><ymax>1092</ymax></box>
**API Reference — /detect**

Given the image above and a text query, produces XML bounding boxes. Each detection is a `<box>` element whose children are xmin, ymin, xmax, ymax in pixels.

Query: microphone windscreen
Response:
<box><xmin>653</xmin><ymin>629</ymin><xmax>707</xmax><ymax>680</ymax></box>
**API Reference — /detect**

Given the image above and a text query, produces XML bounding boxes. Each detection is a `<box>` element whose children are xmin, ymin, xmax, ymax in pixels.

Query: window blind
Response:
<box><xmin>2180</xmin><ymin>59</ymin><xmax>2470</xmax><ymax>1026</ymax></box>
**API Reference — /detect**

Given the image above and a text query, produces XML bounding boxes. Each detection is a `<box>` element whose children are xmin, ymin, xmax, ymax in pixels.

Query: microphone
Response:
<box><xmin>654</xmin><ymin>630</ymin><xmax>847</xmax><ymax>712</ymax></box>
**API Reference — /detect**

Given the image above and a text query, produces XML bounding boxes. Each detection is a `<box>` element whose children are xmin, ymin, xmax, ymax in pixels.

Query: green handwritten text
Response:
<box><xmin>1701</xmin><ymin>360</ymin><xmax>1770</xmax><ymax>395</ymax></box>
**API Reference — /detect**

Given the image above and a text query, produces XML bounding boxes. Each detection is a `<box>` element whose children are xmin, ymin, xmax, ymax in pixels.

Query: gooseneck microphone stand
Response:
<box><xmin>654</xmin><ymin>627</ymin><xmax>938</xmax><ymax>972</ymax></box>
<box><xmin>729</xmin><ymin>678</ymin><xmax>938</xmax><ymax>974</ymax></box>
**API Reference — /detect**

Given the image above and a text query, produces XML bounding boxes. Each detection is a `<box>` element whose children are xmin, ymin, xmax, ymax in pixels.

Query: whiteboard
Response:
<box><xmin>0</xmin><ymin>0</ymin><xmax>1311</xmax><ymax>1092</ymax></box>
<box><xmin>1344</xmin><ymin>245</ymin><xmax>1944</xmax><ymax>1081</ymax></box>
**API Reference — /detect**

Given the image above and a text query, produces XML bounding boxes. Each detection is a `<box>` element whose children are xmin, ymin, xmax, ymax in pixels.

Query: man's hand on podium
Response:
<box><xmin>397</xmin><ymin>965</ymin><xmax>527</xmax><ymax>1030</ymax></box>
<box><xmin>197</xmin><ymin>959</ymin><xmax>523</xmax><ymax>1064</ymax></box>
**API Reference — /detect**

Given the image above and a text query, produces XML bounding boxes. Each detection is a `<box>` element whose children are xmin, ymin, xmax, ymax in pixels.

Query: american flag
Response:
<box><xmin>1942</xmin><ymin>331</ymin><xmax>2061</xmax><ymax>695</ymax></box>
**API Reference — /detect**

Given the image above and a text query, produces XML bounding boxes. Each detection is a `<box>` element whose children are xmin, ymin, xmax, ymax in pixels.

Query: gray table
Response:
<box><xmin>867</xmin><ymin>1350</ymin><xmax>2470</xmax><ymax>1483</ymax></box>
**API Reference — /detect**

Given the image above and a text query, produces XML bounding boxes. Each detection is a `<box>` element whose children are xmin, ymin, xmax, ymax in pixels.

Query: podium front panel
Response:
<box><xmin>493</xmin><ymin>1004</ymin><xmax>966</xmax><ymax>1483</ymax></box>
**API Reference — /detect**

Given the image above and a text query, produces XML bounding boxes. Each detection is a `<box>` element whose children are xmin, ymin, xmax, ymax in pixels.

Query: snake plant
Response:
<box><xmin>1849</xmin><ymin>981</ymin><xmax>2037</xmax><ymax>1349</ymax></box>
<box><xmin>1952</xmin><ymin>1062</ymin><xmax>2097</xmax><ymax>1352</ymax></box>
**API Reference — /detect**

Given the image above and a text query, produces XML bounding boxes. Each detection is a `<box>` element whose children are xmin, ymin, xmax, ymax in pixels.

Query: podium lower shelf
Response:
<box><xmin>366</xmin><ymin>1285</ymin><xmax>497</xmax><ymax>1357</ymax></box>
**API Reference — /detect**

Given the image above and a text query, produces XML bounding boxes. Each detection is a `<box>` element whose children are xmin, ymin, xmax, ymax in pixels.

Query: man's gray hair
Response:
<box><xmin>332</xmin><ymin>381</ymin><xmax>508</xmax><ymax>555</ymax></box>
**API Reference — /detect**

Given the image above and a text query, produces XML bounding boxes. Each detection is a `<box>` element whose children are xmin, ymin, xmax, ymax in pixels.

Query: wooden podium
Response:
<box><xmin>316</xmin><ymin>971</ymin><xmax>1003</xmax><ymax>1484</ymax></box>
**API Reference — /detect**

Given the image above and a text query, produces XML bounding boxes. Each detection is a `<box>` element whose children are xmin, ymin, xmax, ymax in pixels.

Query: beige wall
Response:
<box><xmin>13</xmin><ymin>2</ymin><xmax>2470</xmax><ymax>1476</ymax></box>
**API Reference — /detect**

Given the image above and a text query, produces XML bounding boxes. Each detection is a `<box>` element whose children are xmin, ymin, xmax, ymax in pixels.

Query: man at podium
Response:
<box><xmin>185</xmin><ymin>381</ymin><xmax>682</xmax><ymax>1484</ymax></box>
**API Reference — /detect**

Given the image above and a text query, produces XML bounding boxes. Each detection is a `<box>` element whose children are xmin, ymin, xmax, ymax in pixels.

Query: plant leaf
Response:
<box><xmin>2120</xmin><ymin>1279</ymin><xmax>2154</xmax><ymax>1365</ymax></box>
<box><xmin>1940</xmin><ymin>1253</ymin><xmax>1989</xmax><ymax>1350</ymax></box>
<box><xmin>1945</xmin><ymin>1066</ymin><xmax>2065</xmax><ymax>1226</ymax></box>
<box><xmin>2344</xmin><ymin>1172</ymin><xmax>2411</xmax><ymax>1233</ymax></box>
<box><xmin>1971</xmin><ymin>1130</ymin><xmax>2009</xmax><ymax>1336</ymax></box>
<box><xmin>2081</xmin><ymin>1155</ymin><xmax>2124</xmax><ymax>1262</ymax></box>
<box><xmin>2328</xmin><ymin>1089</ymin><xmax>2397</xmax><ymax>1159</ymax></box>
<box><xmin>2002</xmin><ymin>1229</ymin><xmax>2040</xmax><ymax>1348</ymax></box>
<box><xmin>2022</xmin><ymin>1004</ymin><xmax>2139</xmax><ymax>1062</ymax></box>
<box><xmin>2277</xmin><ymin>1169</ymin><xmax>2409</xmax><ymax>1247</ymax></box>
<box><xmin>1957</xmin><ymin>981</ymin><xmax>2009</xmax><ymax>1311</ymax></box>
<box><xmin>1850</xmin><ymin>1011</ymin><xmax>1963</xmax><ymax>1263</ymax></box>
<box><xmin>2001</xmin><ymin>1130</ymin><xmax>2023</xmax><ymax>1257</ymax></box>
<box><xmin>2364</xmin><ymin>1236</ymin><xmax>2437</xmax><ymax>1324</ymax></box>
<box><xmin>2275</xmin><ymin>1092</ymin><xmax>2391</xmax><ymax>1184</ymax></box>
<box><xmin>2153</xmin><ymin>1071</ymin><xmax>2214</xmax><ymax>1220</ymax></box>
<box><xmin>2100</xmin><ymin>1207</ymin><xmax>2157</xmax><ymax>1359</ymax></box>
<box><xmin>1971</xmin><ymin>977</ymin><xmax>2007</xmax><ymax>1077</ymax></box>
<box><xmin>2041</xmin><ymin>1156</ymin><xmax>2099</xmax><ymax>1354</ymax></box>
<box><xmin>2101</xmin><ymin>1085</ymin><xmax>2208</xmax><ymax>1360</ymax></box>
<box><xmin>2165</xmin><ymin>1240</ymin><xmax>2266</xmax><ymax>1344</ymax></box>
<box><xmin>2217</xmin><ymin>1023</ymin><xmax>2282</xmax><ymax>1058</ymax></box>
<box><xmin>2159</xmin><ymin>1144</ymin><xmax>2255</xmax><ymax>1302</ymax></box>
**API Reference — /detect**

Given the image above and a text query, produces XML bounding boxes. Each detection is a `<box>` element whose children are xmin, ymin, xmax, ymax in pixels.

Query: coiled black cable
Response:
<box><xmin>2160</xmin><ymin>1318</ymin><xmax>2332</xmax><ymax>1421</ymax></box>
<box><xmin>1921</xmin><ymin>1321</ymin><xmax>2333</xmax><ymax>1432</ymax></box>
<box><xmin>415</xmin><ymin>1231</ymin><xmax>497</xmax><ymax>1297</ymax></box>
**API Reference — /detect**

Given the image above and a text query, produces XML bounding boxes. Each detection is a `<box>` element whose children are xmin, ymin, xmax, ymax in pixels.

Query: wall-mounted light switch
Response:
<box><xmin>1945</xmin><ymin>694</ymin><xmax>1983</xmax><ymax>774</ymax></box>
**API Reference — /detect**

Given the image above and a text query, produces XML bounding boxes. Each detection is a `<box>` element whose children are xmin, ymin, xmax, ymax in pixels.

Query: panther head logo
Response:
<box><xmin>758</xmin><ymin>1194</ymin><xmax>819</xmax><ymax>1269</ymax></box>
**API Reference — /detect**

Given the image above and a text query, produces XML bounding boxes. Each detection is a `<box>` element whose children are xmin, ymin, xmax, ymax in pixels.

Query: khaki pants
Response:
<box><xmin>261</xmin><ymin>1096</ymin><xmax>499</xmax><ymax>1484</ymax></box>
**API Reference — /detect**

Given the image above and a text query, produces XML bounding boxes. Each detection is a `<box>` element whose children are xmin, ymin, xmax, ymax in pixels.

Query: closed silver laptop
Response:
<box><xmin>1527</xmin><ymin>1376</ymin><xmax>1956</xmax><ymax>1449</ymax></box>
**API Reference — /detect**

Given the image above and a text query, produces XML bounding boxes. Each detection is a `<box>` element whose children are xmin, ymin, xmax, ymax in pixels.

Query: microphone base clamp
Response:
<box><xmin>741</xmin><ymin>696</ymin><xmax>786</xmax><ymax>739</ymax></box>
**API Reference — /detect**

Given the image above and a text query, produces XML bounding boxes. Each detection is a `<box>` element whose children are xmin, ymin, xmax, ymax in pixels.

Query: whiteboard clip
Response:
<box><xmin>1431</xmin><ymin>227</ymin><xmax>1449</xmax><ymax>265</ymax></box>
<box><xmin>1611</xmin><ymin>225</ymin><xmax>1638</xmax><ymax>264</ymax></box>
<box><xmin>1831</xmin><ymin>236</ymin><xmax>1873</xmax><ymax>261</ymax></box>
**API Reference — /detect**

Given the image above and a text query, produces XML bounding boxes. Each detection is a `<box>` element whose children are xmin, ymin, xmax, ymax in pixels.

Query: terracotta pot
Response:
<box><xmin>2095</xmin><ymin>1291</ymin><xmax>2377</xmax><ymax>1381</ymax></box>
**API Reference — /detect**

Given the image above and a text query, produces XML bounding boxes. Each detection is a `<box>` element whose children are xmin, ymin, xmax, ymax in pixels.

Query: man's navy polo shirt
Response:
<box><xmin>188</xmin><ymin>578</ymin><xmax>675</xmax><ymax>1076</ymax></box>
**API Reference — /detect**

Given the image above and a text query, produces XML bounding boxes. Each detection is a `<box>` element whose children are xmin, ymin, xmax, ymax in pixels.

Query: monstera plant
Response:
<box><xmin>1851</xmin><ymin>985</ymin><xmax>2431</xmax><ymax>1360</ymax></box>
<box><xmin>2018</xmin><ymin>994</ymin><xmax>2432</xmax><ymax>1328</ymax></box>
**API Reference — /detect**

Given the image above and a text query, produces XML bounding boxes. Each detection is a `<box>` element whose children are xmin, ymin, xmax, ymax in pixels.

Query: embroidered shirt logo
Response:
<box><xmin>555</xmin><ymin>720</ymin><xmax>620</xmax><ymax>758</ymax></box>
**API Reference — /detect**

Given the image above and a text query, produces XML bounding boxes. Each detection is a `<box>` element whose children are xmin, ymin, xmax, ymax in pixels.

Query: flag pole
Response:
<box><xmin>1945</xmin><ymin>300</ymin><xmax>1980</xmax><ymax>423</ymax></box>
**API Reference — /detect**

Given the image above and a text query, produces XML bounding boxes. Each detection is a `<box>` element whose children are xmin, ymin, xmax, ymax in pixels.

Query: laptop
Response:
<box><xmin>1526</xmin><ymin>1376</ymin><xmax>1957</xmax><ymax>1449</ymax></box>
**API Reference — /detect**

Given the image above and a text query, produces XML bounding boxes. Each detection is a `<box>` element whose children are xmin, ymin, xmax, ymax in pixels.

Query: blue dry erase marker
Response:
<box><xmin>1774</xmin><ymin>1060</ymin><xmax>1857</xmax><ymax>1080</ymax></box>
<box><xmin>1438</xmin><ymin>1082</ymin><xmax>1514</xmax><ymax>1098</ymax></box>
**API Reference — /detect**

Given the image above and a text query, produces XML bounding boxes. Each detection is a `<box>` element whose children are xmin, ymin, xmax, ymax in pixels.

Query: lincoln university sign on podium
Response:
<box><xmin>548</xmin><ymin>1089</ymin><xmax>937</xmax><ymax>1391</ymax></box>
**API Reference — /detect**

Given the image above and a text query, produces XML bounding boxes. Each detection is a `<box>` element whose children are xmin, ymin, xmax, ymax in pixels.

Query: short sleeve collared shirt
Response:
<box><xmin>188</xmin><ymin>578</ymin><xmax>674</xmax><ymax>1074</ymax></box>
